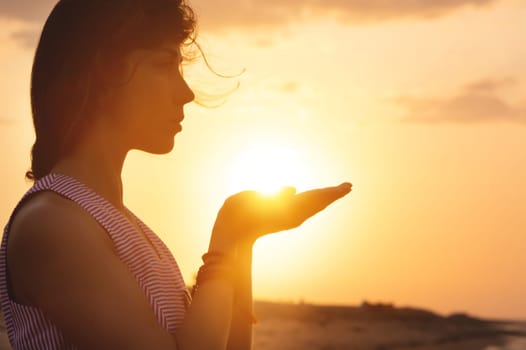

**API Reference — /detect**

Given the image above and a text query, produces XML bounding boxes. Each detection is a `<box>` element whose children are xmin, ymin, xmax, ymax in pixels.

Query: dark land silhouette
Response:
<box><xmin>251</xmin><ymin>300</ymin><xmax>526</xmax><ymax>350</ymax></box>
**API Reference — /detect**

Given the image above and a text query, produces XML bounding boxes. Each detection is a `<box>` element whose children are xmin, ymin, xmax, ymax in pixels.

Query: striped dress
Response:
<box><xmin>0</xmin><ymin>172</ymin><xmax>191</xmax><ymax>349</ymax></box>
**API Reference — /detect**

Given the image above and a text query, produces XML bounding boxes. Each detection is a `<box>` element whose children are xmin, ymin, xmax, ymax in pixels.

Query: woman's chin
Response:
<box><xmin>136</xmin><ymin>139</ymin><xmax>175</xmax><ymax>155</ymax></box>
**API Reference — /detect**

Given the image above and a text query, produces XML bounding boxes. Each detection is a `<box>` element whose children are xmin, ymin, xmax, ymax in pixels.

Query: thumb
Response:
<box><xmin>278</xmin><ymin>186</ymin><xmax>297</xmax><ymax>197</ymax></box>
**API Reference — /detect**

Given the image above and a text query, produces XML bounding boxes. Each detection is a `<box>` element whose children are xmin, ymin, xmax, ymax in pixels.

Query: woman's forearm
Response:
<box><xmin>176</xmin><ymin>280</ymin><xmax>234</xmax><ymax>349</ymax></box>
<box><xmin>175</xmin><ymin>235</ymin><xmax>237</xmax><ymax>350</ymax></box>
<box><xmin>226</xmin><ymin>239</ymin><xmax>255</xmax><ymax>350</ymax></box>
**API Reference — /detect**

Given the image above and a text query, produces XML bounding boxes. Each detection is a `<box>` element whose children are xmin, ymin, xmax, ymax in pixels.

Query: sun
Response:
<box><xmin>226</xmin><ymin>139</ymin><xmax>314</xmax><ymax>195</ymax></box>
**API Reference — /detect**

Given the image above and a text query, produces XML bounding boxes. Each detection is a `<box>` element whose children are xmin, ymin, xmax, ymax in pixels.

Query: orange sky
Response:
<box><xmin>0</xmin><ymin>0</ymin><xmax>525</xmax><ymax>320</ymax></box>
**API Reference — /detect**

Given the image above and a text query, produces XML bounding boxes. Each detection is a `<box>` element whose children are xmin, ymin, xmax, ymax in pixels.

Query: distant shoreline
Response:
<box><xmin>252</xmin><ymin>300</ymin><xmax>526</xmax><ymax>350</ymax></box>
<box><xmin>251</xmin><ymin>297</ymin><xmax>526</xmax><ymax>323</ymax></box>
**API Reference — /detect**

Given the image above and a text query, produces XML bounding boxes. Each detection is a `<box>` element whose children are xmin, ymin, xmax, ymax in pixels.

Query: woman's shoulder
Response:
<box><xmin>6</xmin><ymin>190</ymin><xmax>114</xmax><ymax>305</ymax></box>
<box><xmin>8</xmin><ymin>189</ymin><xmax>113</xmax><ymax>253</ymax></box>
<box><xmin>10</xmin><ymin>189</ymin><xmax>101</xmax><ymax>233</ymax></box>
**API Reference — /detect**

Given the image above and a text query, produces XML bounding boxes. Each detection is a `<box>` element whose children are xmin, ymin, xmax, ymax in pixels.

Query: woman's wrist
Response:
<box><xmin>208</xmin><ymin>228</ymin><xmax>238</xmax><ymax>261</ymax></box>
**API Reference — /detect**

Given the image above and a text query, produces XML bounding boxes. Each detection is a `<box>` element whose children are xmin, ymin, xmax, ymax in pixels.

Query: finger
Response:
<box><xmin>290</xmin><ymin>183</ymin><xmax>352</xmax><ymax>220</ymax></box>
<box><xmin>336</xmin><ymin>182</ymin><xmax>352</xmax><ymax>195</ymax></box>
<box><xmin>296</xmin><ymin>182</ymin><xmax>352</xmax><ymax>204</ymax></box>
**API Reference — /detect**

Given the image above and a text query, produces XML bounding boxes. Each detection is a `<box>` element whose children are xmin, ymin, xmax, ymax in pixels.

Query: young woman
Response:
<box><xmin>0</xmin><ymin>0</ymin><xmax>352</xmax><ymax>349</ymax></box>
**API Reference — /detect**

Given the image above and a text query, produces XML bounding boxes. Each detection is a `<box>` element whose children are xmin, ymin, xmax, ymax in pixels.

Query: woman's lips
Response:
<box><xmin>170</xmin><ymin>120</ymin><xmax>183</xmax><ymax>132</ymax></box>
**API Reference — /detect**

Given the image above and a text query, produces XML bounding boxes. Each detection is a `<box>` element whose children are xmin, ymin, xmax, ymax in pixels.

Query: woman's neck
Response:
<box><xmin>50</xmin><ymin>130</ymin><xmax>128</xmax><ymax>212</ymax></box>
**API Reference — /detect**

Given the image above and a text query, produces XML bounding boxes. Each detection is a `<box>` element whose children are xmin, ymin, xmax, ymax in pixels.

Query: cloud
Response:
<box><xmin>10</xmin><ymin>29</ymin><xmax>40</xmax><ymax>49</ymax></box>
<box><xmin>195</xmin><ymin>0</ymin><xmax>497</xmax><ymax>30</ymax></box>
<box><xmin>0</xmin><ymin>1</ymin><xmax>55</xmax><ymax>22</ymax></box>
<box><xmin>0</xmin><ymin>117</ymin><xmax>17</xmax><ymax>127</ymax></box>
<box><xmin>274</xmin><ymin>81</ymin><xmax>301</xmax><ymax>94</ymax></box>
<box><xmin>393</xmin><ymin>78</ymin><xmax>526</xmax><ymax>125</ymax></box>
<box><xmin>1</xmin><ymin>0</ymin><xmax>497</xmax><ymax>30</ymax></box>
<box><xmin>465</xmin><ymin>77</ymin><xmax>517</xmax><ymax>92</ymax></box>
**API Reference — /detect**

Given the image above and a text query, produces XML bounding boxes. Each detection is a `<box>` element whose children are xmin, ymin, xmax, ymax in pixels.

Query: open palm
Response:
<box><xmin>213</xmin><ymin>182</ymin><xmax>352</xmax><ymax>243</ymax></box>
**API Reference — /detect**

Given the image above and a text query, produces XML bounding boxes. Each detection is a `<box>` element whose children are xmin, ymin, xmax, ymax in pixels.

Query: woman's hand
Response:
<box><xmin>211</xmin><ymin>182</ymin><xmax>352</xmax><ymax>244</ymax></box>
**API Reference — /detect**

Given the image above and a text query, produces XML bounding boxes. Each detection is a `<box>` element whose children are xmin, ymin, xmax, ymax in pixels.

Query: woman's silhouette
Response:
<box><xmin>0</xmin><ymin>0</ymin><xmax>352</xmax><ymax>349</ymax></box>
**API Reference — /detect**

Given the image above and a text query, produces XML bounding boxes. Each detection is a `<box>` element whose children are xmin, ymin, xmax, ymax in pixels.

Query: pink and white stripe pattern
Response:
<box><xmin>0</xmin><ymin>173</ymin><xmax>191</xmax><ymax>349</ymax></box>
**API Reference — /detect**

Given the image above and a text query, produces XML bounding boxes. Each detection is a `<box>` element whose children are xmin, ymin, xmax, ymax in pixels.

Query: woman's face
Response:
<box><xmin>101</xmin><ymin>42</ymin><xmax>195</xmax><ymax>155</ymax></box>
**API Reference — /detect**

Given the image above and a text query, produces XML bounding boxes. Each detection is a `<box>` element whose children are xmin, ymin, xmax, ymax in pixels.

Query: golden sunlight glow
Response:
<box><xmin>226</xmin><ymin>139</ymin><xmax>314</xmax><ymax>195</ymax></box>
<box><xmin>2</xmin><ymin>0</ymin><xmax>526</xmax><ymax>321</ymax></box>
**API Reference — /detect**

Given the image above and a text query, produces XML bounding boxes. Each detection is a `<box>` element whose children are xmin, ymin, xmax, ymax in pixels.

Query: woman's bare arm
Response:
<box><xmin>7</xmin><ymin>193</ymin><xmax>236</xmax><ymax>350</ymax></box>
<box><xmin>226</xmin><ymin>239</ymin><xmax>254</xmax><ymax>350</ymax></box>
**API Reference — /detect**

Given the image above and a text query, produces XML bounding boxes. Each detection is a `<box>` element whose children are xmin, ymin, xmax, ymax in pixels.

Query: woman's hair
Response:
<box><xmin>25</xmin><ymin>0</ymin><xmax>198</xmax><ymax>182</ymax></box>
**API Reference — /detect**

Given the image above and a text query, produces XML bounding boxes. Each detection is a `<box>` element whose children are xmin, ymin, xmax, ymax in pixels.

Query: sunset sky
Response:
<box><xmin>1</xmin><ymin>0</ymin><xmax>525</xmax><ymax>320</ymax></box>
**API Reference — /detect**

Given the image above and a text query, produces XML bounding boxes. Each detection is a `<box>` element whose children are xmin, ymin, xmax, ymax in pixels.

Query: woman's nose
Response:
<box><xmin>178</xmin><ymin>78</ymin><xmax>195</xmax><ymax>105</ymax></box>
